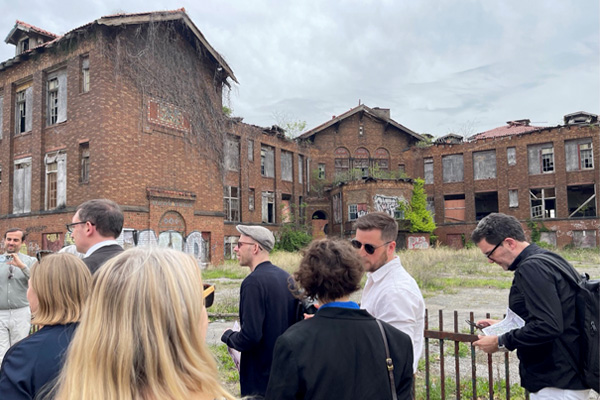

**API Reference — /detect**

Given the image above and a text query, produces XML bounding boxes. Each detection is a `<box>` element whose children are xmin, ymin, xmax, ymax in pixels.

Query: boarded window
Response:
<box><xmin>528</xmin><ymin>143</ymin><xmax>554</xmax><ymax>175</ymax></box>
<box><xmin>442</xmin><ymin>154</ymin><xmax>464</xmax><ymax>183</ymax></box>
<box><xmin>225</xmin><ymin>136</ymin><xmax>239</xmax><ymax>171</ymax></box>
<box><xmin>426</xmin><ymin>197</ymin><xmax>435</xmax><ymax>217</ymax></box>
<box><xmin>565</xmin><ymin>138</ymin><xmax>594</xmax><ymax>171</ymax></box>
<box><xmin>567</xmin><ymin>185</ymin><xmax>596</xmax><ymax>218</ymax></box>
<box><xmin>507</xmin><ymin>147</ymin><xmax>516</xmax><ymax>166</ymax></box>
<box><xmin>224</xmin><ymin>236</ymin><xmax>238</xmax><ymax>260</ymax></box>
<box><xmin>473</xmin><ymin>150</ymin><xmax>496</xmax><ymax>180</ymax></box>
<box><xmin>248</xmin><ymin>139</ymin><xmax>254</xmax><ymax>161</ymax></box>
<box><xmin>13</xmin><ymin>157</ymin><xmax>32</xmax><ymax>213</ymax></box>
<box><xmin>261</xmin><ymin>145</ymin><xmax>274</xmax><ymax>177</ymax></box>
<box><xmin>248</xmin><ymin>188</ymin><xmax>255</xmax><ymax>211</ymax></box>
<box><xmin>530</xmin><ymin>188</ymin><xmax>556</xmax><ymax>219</ymax></box>
<box><xmin>262</xmin><ymin>191</ymin><xmax>275</xmax><ymax>223</ymax></box>
<box><xmin>509</xmin><ymin>189</ymin><xmax>519</xmax><ymax>208</ymax></box>
<box><xmin>424</xmin><ymin>158</ymin><xmax>434</xmax><ymax>184</ymax></box>
<box><xmin>573</xmin><ymin>230</ymin><xmax>597</xmax><ymax>248</ymax></box>
<box><xmin>374</xmin><ymin>148</ymin><xmax>389</xmax><ymax>170</ymax></box>
<box><xmin>223</xmin><ymin>186</ymin><xmax>240</xmax><ymax>222</ymax></box>
<box><xmin>298</xmin><ymin>155</ymin><xmax>304</xmax><ymax>184</ymax></box>
<box><xmin>333</xmin><ymin>193</ymin><xmax>342</xmax><ymax>223</ymax></box>
<box><xmin>81</xmin><ymin>55</ymin><xmax>90</xmax><ymax>93</ymax></box>
<box><xmin>354</xmin><ymin>148</ymin><xmax>370</xmax><ymax>177</ymax></box>
<box><xmin>45</xmin><ymin>151</ymin><xmax>66</xmax><ymax>210</ymax></box>
<box><xmin>334</xmin><ymin>147</ymin><xmax>350</xmax><ymax>176</ymax></box>
<box><xmin>46</xmin><ymin>70</ymin><xmax>67</xmax><ymax>125</ymax></box>
<box><xmin>444</xmin><ymin>194</ymin><xmax>465</xmax><ymax>223</ymax></box>
<box><xmin>281</xmin><ymin>151</ymin><xmax>293</xmax><ymax>181</ymax></box>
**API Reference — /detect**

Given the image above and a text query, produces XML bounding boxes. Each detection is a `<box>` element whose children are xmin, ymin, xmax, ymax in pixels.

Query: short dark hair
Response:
<box><xmin>354</xmin><ymin>212</ymin><xmax>398</xmax><ymax>242</ymax></box>
<box><xmin>4</xmin><ymin>228</ymin><xmax>26</xmax><ymax>241</ymax></box>
<box><xmin>471</xmin><ymin>213</ymin><xmax>526</xmax><ymax>245</ymax></box>
<box><xmin>76</xmin><ymin>199</ymin><xmax>124</xmax><ymax>239</ymax></box>
<box><xmin>293</xmin><ymin>239</ymin><xmax>364</xmax><ymax>304</ymax></box>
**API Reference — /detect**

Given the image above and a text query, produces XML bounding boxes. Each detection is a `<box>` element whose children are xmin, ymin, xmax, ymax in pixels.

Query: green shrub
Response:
<box><xmin>275</xmin><ymin>230</ymin><xmax>312</xmax><ymax>252</ymax></box>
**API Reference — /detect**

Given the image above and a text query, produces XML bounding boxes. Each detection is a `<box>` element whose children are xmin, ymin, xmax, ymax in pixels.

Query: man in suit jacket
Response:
<box><xmin>67</xmin><ymin>199</ymin><xmax>124</xmax><ymax>274</ymax></box>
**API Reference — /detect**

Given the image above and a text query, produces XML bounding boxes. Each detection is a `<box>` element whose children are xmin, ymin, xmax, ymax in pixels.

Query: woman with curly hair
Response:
<box><xmin>265</xmin><ymin>239</ymin><xmax>414</xmax><ymax>400</ymax></box>
<box><xmin>52</xmin><ymin>247</ymin><xmax>235</xmax><ymax>400</ymax></box>
<box><xmin>0</xmin><ymin>253</ymin><xmax>91</xmax><ymax>400</ymax></box>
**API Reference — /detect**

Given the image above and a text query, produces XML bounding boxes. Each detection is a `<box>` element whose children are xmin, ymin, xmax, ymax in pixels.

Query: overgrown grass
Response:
<box><xmin>415</xmin><ymin>375</ymin><xmax>526</xmax><ymax>400</ymax></box>
<box><xmin>207</xmin><ymin>344</ymin><xmax>240</xmax><ymax>396</ymax></box>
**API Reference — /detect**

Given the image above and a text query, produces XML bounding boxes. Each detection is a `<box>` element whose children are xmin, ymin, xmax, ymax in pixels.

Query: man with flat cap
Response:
<box><xmin>221</xmin><ymin>225</ymin><xmax>299</xmax><ymax>399</ymax></box>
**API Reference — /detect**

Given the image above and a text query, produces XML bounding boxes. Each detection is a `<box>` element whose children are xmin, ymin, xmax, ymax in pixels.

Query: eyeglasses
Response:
<box><xmin>203</xmin><ymin>283</ymin><xmax>215</xmax><ymax>308</ymax></box>
<box><xmin>66</xmin><ymin>221</ymin><xmax>94</xmax><ymax>233</ymax></box>
<box><xmin>236</xmin><ymin>241</ymin><xmax>257</xmax><ymax>248</ymax></box>
<box><xmin>351</xmin><ymin>239</ymin><xmax>392</xmax><ymax>255</ymax></box>
<box><xmin>485</xmin><ymin>240</ymin><xmax>504</xmax><ymax>260</ymax></box>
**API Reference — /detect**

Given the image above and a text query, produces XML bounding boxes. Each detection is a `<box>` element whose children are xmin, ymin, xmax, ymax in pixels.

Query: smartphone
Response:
<box><xmin>465</xmin><ymin>319</ymin><xmax>484</xmax><ymax>331</ymax></box>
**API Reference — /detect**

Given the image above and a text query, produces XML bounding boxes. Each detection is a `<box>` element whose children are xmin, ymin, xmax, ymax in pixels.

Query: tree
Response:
<box><xmin>272</xmin><ymin>111</ymin><xmax>307</xmax><ymax>138</ymax></box>
<box><xmin>401</xmin><ymin>178</ymin><xmax>436</xmax><ymax>233</ymax></box>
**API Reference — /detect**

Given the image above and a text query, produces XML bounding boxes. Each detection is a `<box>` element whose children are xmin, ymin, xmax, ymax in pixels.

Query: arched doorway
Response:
<box><xmin>311</xmin><ymin>210</ymin><xmax>328</xmax><ymax>239</ymax></box>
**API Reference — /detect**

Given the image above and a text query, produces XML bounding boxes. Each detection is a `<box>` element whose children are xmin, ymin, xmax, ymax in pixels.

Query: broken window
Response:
<box><xmin>45</xmin><ymin>151</ymin><xmax>66</xmax><ymax>210</ymax></box>
<box><xmin>261</xmin><ymin>145</ymin><xmax>274</xmax><ymax>177</ymax></box>
<box><xmin>248</xmin><ymin>188</ymin><xmax>255</xmax><ymax>211</ymax></box>
<box><xmin>281</xmin><ymin>194</ymin><xmax>292</xmax><ymax>223</ymax></box>
<box><xmin>298</xmin><ymin>155</ymin><xmax>304</xmax><ymax>184</ymax></box>
<box><xmin>374</xmin><ymin>148</ymin><xmax>389</xmax><ymax>170</ymax></box>
<box><xmin>15</xmin><ymin>83</ymin><xmax>32</xmax><ymax>134</ymax></box>
<box><xmin>507</xmin><ymin>147</ymin><xmax>516</xmax><ymax>166</ymax></box>
<box><xmin>333</xmin><ymin>193</ymin><xmax>342</xmax><ymax>223</ymax></box>
<box><xmin>225</xmin><ymin>136</ymin><xmax>239</xmax><ymax>171</ymax></box>
<box><xmin>281</xmin><ymin>151</ymin><xmax>293</xmax><ymax>181</ymax></box>
<box><xmin>473</xmin><ymin>150</ymin><xmax>496</xmax><ymax>180</ymax></box>
<box><xmin>18</xmin><ymin>38</ymin><xmax>29</xmax><ymax>55</ymax></box>
<box><xmin>565</xmin><ymin>138</ymin><xmax>594</xmax><ymax>171</ymax></box>
<box><xmin>223</xmin><ymin>186</ymin><xmax>240</xmax><ymax>222</ymax></box>
<box><xmin>567</xmin><ymin>185</ymin><xmax>596</xmax><ymax>218</ymax></box>
<box><xmin>348</xmin><ymin>204</ymin><xmax>358</xmax><ymax>221</ymax></box>
<box><xmin>354</xmin><ymin>148</ymin><xmax>370</xmax><ymax>178</ymax></box>
<box><xmin>224</xmin><ymin>236</ymin><xmax>238</xmax><ymax>260</ymax></box>
<box><xmin>46</xmin><ymin>70</ymin><xmax>67</xmax><ymax>126</ymax></box>
<box><xmin>318</xmin><ymin>163</ymin><xmax>325</xmax><ymax>179</ymax></box>
<box><xmin>474</xmin><ymin>192</ymin><xmax>498</xmax><ymax>220</ymax></box>
<box><xmin>13</xmin><ymin>157</ymin><xmax>32</xmax><ymax>214</ymax></box>
<box><xmin>509</xmin><ymin>189</ymin><xmax>519</xmax><ymax>208</ymax></box>
<box><xmin>424</xmin><ymin>158</ymin><xmax>433</xmax><ymax>184</ymax></box>
<box><xmin>262</xmin><ymin>191</ymin><xmax>275</xmax><ymax>223</ymax></box>
<box><xmin>248</xmin><ymin>139</ymin><xmax>254</xmax><ymax>161</ymax></box>
<box><xmin>81</xmin><ymin>55</ymin><xmax>90</xmax><ymax>93</ymax></box>
<box><xmin>444</xmin><ymin>194</ymin><xmax>465</xmax><ymax>223</ymax></box>
<box><xmin>528</xmin><ymin>143</ymin><xmax>554</xmax><ymax>175</ymax></box>
<box><xmin>442</xmin><ymin>154</ymin><xmax>464</xmax><ymax>183</ymax></box>
<box><xmin>426</xmin><ymin>197</ymin><xmax>435</xmax><ymax>218</ymax></box>
<box><xmin>530</xmin><ymin>188</ymin><xmax>556</xmax><ymax>219</ymax></box>
<box><xmin>80</xmin><ymin>142</ymin><xmax>90</xmax><ymax>183</ymax></box>
<box><xmin>334</xmin><ymin>147</ymin><xmax>350</xmax><ymax>177</ymax></box>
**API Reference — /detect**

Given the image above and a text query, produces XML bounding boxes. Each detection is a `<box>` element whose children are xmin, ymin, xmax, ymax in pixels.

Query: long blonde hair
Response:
<box><xmin>30</xmin><ymin>253</ymin><xmax>91</xmax><ymax>326</ymax></box>
<box><xmin>53</xmin><ymin>247</ymin><xmax>235</xmax><ymax>400</ymax></box>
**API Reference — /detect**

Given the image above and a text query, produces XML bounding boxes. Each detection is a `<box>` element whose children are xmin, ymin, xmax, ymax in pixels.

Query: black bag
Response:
<box><xmin>527</xmin><ymin>253</ymin><xmax>599</xmax><ymax>392</ymax></box>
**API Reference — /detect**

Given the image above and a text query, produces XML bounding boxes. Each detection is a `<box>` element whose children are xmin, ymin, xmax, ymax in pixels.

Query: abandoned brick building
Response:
<box><xmin>0</xmin><ymin>10</ymin><xmax>597</xmax><ymax>265</ymax></box>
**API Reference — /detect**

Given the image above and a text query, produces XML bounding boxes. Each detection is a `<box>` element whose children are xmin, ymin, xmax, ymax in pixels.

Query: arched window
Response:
<box><xmin>334</xmin><ymin>147</ymin><xmax>350</xmax><ymax>177</ymax></box>
<box><xmin>374</xmin><ymin>148</ymin><xmax>390</xmax><ymax>171</ymax></box>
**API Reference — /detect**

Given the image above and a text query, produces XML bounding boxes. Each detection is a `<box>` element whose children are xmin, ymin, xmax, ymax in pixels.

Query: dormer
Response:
<box><xmin>5</xmin><ymin>20</ymin><xmax>58</xmax><ymax>57</ymax></box>
<box><xmin>563</xmin><ymin>111</ymin><xmax>598</xmax><ymax>126</ymax></box>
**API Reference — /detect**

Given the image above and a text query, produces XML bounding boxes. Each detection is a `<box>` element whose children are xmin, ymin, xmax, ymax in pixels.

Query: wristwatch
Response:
<box><xmin>497</xmin><ymin>334</ymin><xmax>506</xmax><ymax>350</ymax></box>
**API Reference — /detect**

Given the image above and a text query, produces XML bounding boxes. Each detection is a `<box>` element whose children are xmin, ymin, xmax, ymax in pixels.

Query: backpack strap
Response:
<box><xmin>376</xmin><ymin>319</ymin><xmax>398</xmax><ymax>400</ymax></box>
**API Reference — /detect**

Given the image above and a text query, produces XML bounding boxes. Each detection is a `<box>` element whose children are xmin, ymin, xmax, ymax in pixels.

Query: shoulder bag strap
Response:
<box><xmin>376</xmin><ymin>319</ymin><xmax>398</xmax><ymax>400</ymax></box>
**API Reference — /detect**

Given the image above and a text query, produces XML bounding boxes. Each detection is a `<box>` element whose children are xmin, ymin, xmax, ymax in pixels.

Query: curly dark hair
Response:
<box><xmin>293</xmin><ymin>239</ymin><xmax>364</xmax><ymax>304</ymax></box>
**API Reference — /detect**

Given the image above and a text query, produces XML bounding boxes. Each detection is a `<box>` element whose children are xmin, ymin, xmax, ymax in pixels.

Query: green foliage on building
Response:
<box><xmin>401</xmin><ymin>178</ymin><xmax>436</xmax><ymax>233</ymax></box>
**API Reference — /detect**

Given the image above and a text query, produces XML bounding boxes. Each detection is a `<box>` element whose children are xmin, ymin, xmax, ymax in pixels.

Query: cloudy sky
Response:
<box><xmin>1</xmin><ymin>0</ymin><xmax>598</xmax><ymax>136</ymax></box>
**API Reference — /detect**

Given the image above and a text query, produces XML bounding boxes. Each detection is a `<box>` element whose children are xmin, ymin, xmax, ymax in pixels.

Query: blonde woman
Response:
<box><xmin>0</xmin><ymin>253</ymin><xmax>91</xmax><ymax>400</ymax></box>
<box><xmin>53</xmin><ymin>247</ymin><xmax>235</xmax><ymax>400</ymax></box>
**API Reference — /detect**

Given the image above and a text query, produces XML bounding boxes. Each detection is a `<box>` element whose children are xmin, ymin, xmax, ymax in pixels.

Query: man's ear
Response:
<box><xmin>504</xmin><ymin>237</ymin><xmax>517</xmax><ymax>250</ymax></box>
<box><xmin>84</xmin><ymin>221</ymin><xmax>95</xmax><ymax>236</ymax></box>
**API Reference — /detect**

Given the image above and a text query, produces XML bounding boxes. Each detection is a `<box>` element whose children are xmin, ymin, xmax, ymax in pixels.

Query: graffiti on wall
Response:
<box><xmin>408</xmin><ymin>235</ymin><xmax>429</xmax><ymax>250</ymax></box>
<box><xmin>373</xmin><ymin>194</ymin><xmax>403</xmax><ymax>218</ymax></box>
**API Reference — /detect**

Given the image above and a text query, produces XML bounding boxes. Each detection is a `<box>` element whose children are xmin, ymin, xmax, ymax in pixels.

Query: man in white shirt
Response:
<box><xmin>354</xmin><ymin>212</ymin><xmax>425</xmax><ymax>372</ymax></box>
<box><xmin>67</xmin><ymin>199</ymin><xmax>124</xmax><ymax>274</ymax></box>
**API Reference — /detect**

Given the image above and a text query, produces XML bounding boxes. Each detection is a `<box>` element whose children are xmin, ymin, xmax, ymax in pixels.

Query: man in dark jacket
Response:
<box><xmin>221</xmin><ymin>225</ymin><xmax>298</xmax><ymax>398</ymax></box>
<box><xmin>68</xmin><ymin>199</ymin><xmax>124</xmax><ymax>274</ymax></box>
<box><xmin>472</xmin><ymin>213</ymin><xmax>590</xmax><ymax>399</ymax></box>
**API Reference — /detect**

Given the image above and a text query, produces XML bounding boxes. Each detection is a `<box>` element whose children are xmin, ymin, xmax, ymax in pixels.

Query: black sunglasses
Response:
<box><xmin>351</xmin><ymin>239</ymin><xmax>391</xmax><ymax>255</ymax></box>
<box><xmin>203</xmin><ymin>283</ymin><xmax>215</xmax><ymax>308</ymax></box>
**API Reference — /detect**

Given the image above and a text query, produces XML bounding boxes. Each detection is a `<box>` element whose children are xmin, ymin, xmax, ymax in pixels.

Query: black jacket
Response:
<box><xmin>221</xmin><ymin>261</ymin><xmax>298</xmax><ymax>398</ymax></box>
<box><xmin>0</xmin><ymin>323</ymin><xmax>78</xmax><ymax>399</ymax></box>
<box><xmin>503</xmin><ymin>244</ymin><xmax>587</xmax><ymax>393</ymax></box>
<box><xmin>83</xmin><ymin>244</ymin><xmax>123</xmax><ymax>274</ymax></box>
<box><xmin>265</xmin><ymin>307</ymin><xmax>414</xmax><ymax>400</ymax></box>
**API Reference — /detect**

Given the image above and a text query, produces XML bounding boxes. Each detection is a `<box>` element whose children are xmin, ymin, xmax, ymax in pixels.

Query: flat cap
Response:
<box><xmin>236</xmin><ymin>225</ymin><xmax>275</xmax><ymax>252</ymax></box>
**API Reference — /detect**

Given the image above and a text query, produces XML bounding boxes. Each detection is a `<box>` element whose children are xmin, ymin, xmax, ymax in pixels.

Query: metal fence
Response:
<box><xmin>421</xmin><ymin>309</ymin><xmax>528</xmax><ymax>400</ymax></box>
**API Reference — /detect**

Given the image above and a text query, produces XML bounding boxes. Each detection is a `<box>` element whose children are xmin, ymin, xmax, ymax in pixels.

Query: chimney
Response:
<box><xmin>372</xmin><ymin>107</ymin><xmax>391</xmax><ymax>119</ymax></box>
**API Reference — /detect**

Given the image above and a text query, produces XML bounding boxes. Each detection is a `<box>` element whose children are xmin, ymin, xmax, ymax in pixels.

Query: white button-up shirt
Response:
<box><xmin>361</xmin><ymin>255</ymin><xmax>425</xmax><ymax>372</ymax></box>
